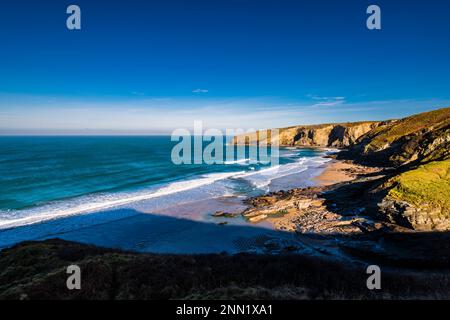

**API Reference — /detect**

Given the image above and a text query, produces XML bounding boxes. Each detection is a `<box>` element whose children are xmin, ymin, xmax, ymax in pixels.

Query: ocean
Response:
<box><xmin>0</xmin><ymin>136</ymin><xmax>331</xmax><ymax>251</ymax></box>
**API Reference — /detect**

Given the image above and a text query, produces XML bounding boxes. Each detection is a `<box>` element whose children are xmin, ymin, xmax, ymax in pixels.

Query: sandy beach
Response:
<box><xmin>314</xmin><ymin>160</ymin><xmax>359</xmax><ymax>186</ymax></box>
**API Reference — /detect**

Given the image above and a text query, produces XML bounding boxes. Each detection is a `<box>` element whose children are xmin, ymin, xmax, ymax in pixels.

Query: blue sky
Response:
<box><xmin>0</xmin><ymin>0</ymin><xmax>449</xmax><ymax>134</ymax></box>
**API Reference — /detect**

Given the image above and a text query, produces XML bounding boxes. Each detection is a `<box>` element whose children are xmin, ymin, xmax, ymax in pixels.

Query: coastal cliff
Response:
<box><xmin>233</xmin><ymin>121</ymin><xmax>389</xmax><ymax>148</ymax></box>
<box><xmin>345</xmin><ymin>107</ymin><xmax>450</xmax><ymax>167</ymax></box>
<box><xmin>350</xmin><ymin>107</ymin><xmax>450</xmax><ymax>230</ymax></box>
<box><xmin>234</xmin><ymin>107</ymin><xmax>450</xmax><ymax>231</ymax></box>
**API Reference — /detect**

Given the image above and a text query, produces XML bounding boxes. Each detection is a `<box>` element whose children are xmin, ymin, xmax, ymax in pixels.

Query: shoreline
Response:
<box><xmin>0</xmin><ymin>153</ymin><xmax>371</xmax><ymax>252</ymax></box>
<box><xmin>2</xmin><ymin>148</ymin><xmax>450</xmax><ymax>301</ymax></box>
<box><xmin>313</xmin><ymin>159</ymin><xmax>360</xmax><ymax>186</ymax></box>
<box><xmin>241</xmin><ymin>157</ymin><xmax>383</xmax><ymax>234</ymax></box>
<box><xmin>0</xmin><ymin>146</ymin><xmax>327</xmax><ymax>232</ymax></box>
<box><xmin>0</xmin><ymin>149</ymin><xmax>330</xmax><ymax>253</ymax></box>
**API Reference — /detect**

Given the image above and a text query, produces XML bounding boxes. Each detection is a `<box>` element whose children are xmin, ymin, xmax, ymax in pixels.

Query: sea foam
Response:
<box><xmin>0</xmin><ymin>171</ymin><xmax>243</xmax><ymax>230</ymax></box>
<box><xmin>0</xmin><ymin>154</ymin><xmax>330</xmax><ymax>230</ymax></box>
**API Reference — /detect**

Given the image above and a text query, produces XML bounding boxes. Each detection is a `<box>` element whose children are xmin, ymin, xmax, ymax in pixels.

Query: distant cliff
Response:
<box><xmin>233</xmin><ymin>121</ymin><xmax>390</xmax><ymax>148</ymax></box>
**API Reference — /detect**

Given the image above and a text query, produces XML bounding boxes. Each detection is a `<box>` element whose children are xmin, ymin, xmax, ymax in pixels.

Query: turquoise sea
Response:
<box><xmin>0</xmin><ymin>136</ymin><xmax>331</xmax><ymax>251</ymax></box>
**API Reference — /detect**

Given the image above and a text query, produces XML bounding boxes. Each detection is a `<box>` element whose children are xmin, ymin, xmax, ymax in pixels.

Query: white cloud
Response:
<box><xmin>192</xmin><ymin>89</ymin><xmax>209</xmax><ymax>93</ymax></box>
<box><xmin>307</xmin><ymin>94</ymin><xmax>346</xmax><ymax>106</ymax></box>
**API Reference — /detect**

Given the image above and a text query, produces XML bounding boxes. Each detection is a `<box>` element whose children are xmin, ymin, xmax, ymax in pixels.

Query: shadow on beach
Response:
<box><xmin>1</xmin><ymin>207</ymin><xmax>450</xmax><ymax>299</ymax></box>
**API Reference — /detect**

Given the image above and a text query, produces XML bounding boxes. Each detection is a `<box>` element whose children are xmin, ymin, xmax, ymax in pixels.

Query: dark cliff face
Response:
<box><xmin>343</xmin><ymin>107</ymin><xmax>450</xmax><ymax>167</ymax></box>
<box><xmin>234</xmin><ymin>107</ymin><xmax>449</xmax><ymax>166</ymax></box>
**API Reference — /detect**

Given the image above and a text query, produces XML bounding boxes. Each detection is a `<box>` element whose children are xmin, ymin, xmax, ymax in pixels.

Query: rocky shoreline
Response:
<box><xmin>210</xmin><ymin>157</ymin><xmax>390</xmax><ymax>235</ymax></box>
<box><xmin>1</xmin><ymin>151</ymin><xmax>449</xmax><ymax>300</ymax></box>
<box><xmin>208</xmin><ymin>155</ymin><xmax>450</xmax><ymax>267</ymax></box>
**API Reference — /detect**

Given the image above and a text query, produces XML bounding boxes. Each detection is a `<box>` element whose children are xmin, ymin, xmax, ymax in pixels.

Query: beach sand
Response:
<box><xmin>313</xmin><ymin>160</ymin><xmax>358</xmax><ymax>186</ymax></box>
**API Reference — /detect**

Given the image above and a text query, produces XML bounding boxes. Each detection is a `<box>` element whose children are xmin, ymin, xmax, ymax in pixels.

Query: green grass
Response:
<box><xmin>388</xmin><ymin>159</ymin><xmax>450</xmax><ymax>213</ymax></box>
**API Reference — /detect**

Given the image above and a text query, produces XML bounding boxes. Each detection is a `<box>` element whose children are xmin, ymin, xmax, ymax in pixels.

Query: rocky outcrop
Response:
<box><xmin>242</xmin><ymin>186</ymin><xmax>370</xmax><ymax>234</ymax></box>
<box><xmin>378</xmin><ymin>197</ymin><xmax>450</xmax><ymax>231</ymax></box>
<box><xmin>375</xmin><ymin>159</ymin><xmax>450</xmax><ymax>231</ymax></box>
<box><xmin>241</xmin><ymin>162</ymin><xmax>389</xmax><ymax>235</ymax></box>
<box><xmin>233</xmin><ymin>121</ymin><xmax>388</xmax><ymax>148</ymax></box>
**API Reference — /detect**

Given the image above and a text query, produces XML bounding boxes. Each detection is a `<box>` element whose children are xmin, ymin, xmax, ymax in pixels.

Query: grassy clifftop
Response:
<box><xmin>234</xmin><ymin>107</ymin><xmax>449</xmax><ymax>163</ymax></box>
<box><xmin>349</xmin><ymin>107</ymin><xmax>450</xmax><ymax>167</ymax></box>
<box><xmin>388</xmin><ymin>159</ymin><xmax>450</xmax><ymax>214</ymax></box>
<box><xmin>361</xmin><ymin>107</ymin><xmax>449</xmax><ymax>150</ymax></box>
<box><xmin>377</xmin><ymin>159</ymin><xmax>450</xmax><ymax>231</ymax></box>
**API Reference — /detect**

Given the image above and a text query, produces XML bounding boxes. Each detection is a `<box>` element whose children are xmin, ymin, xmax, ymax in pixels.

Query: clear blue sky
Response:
<box><xmin>1</xmin><ymin>0</ymin><xmax>450</xmax><ymax>134</ymax></box>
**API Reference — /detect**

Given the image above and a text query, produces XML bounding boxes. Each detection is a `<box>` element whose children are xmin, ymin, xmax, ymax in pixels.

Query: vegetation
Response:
<box><xmin>361</xmin><ymin>107</ymin><xmax>450</xmax><ymax>151</ymax></box>
<box><xmin>1</xmin><ymin>239</ymin><xmax>450</xmax><ymax>300</ymax></box>
<box><xmin>388</xmin><ymin>159</ymin><xmax>450</xmax><ymax>214</ymax></box>
<box><xmin>349</xmin><ymin>107</ymin><xmax>450</xmax><ymax>167</ymax></box>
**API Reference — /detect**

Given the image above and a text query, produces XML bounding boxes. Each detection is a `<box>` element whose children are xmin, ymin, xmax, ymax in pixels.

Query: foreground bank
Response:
<box><xmin>1</xmin><ymin>238</ymin><xmax>449</xmax><ymax>299</ymax></box>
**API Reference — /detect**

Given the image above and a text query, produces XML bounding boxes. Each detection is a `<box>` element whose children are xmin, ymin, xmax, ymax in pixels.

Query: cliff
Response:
<box><xmin>233</xmin><ymin>107</ymin><xmax>450</xmax><ymax>231</ymax></box>
<box><xmin>346</xmin><ymin>107</ymin><xmax>450</xmax><ymax>231</ymax></box>
<box><xmin>345</xmin><ymin>107</ymin><xmax>450</xmax><ymax>167</ymax></box>
<box><xmin>233</xmin><ymin>121</ymin><xmax>389</xmax><ymax>148</ymax></box>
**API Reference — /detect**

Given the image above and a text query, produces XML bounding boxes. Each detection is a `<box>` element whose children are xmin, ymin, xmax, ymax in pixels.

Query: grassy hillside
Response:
<box><xmin>350</xmin><ymin>107</ymin><xmax>450</xmax><ymax>166</ymax></box>
<box><xmin>387</xmin><ymin>159</ymin><xmax>450</xmax><ymax>214</ymax></box>
<box><xmin>363</xmin><ymin>108</ymin><xmax>449</xmax><ymax>150</ymax></box>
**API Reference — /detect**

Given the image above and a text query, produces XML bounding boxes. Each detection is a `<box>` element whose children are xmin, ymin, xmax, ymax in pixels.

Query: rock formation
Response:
<box><xmin>233</xmin><ymin>121</ymin><xmax>389</xmax><ymax>148</ymax></box>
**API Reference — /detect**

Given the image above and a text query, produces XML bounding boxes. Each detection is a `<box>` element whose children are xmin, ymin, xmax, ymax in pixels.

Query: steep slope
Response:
<box><xmin>350</xmin><ymin>107</ymin><xmax>450</xmax><ymax>230</ymax></box>
<box><xmin>346</xmin><ymin>107</ymin><xmax>450</xmax><ymax>167</ymax></box>
<box><xmin>233</xmin><ymin>121</ymin><xmax>388</xmax><ymax>148</ymax></box>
